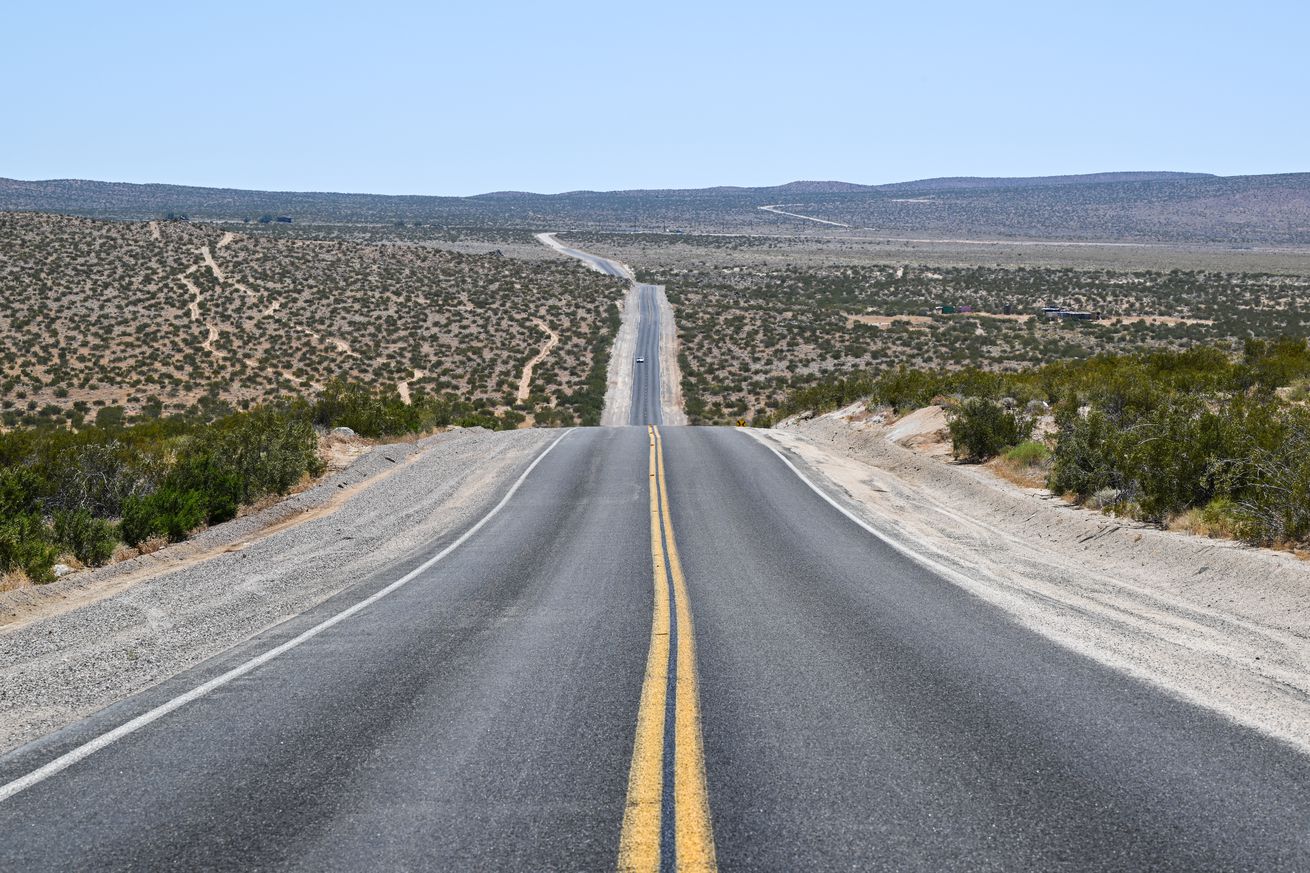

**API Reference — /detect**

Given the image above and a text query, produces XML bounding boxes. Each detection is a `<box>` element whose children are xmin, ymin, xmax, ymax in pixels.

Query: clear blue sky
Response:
<box><xmin>5</xmin><ymin>1</ymin><xmax>1306</xmax><ymax>195</ymax></box>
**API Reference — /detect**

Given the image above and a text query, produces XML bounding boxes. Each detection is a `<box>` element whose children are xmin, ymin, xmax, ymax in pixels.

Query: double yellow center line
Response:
<box><xmin>617</xmin><ymin>426</ymin><xmax>717</xmax><ymax>872</ymax></box>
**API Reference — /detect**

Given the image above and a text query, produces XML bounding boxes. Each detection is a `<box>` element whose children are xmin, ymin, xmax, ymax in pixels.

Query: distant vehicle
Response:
<box><xmin>636</xmin><ymin>357</ymin><xmax>645</xmax><ymax>363</ymax></box>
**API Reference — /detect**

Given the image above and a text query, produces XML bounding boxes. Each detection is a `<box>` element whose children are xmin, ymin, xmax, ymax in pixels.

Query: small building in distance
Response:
<box><xmin>1044</xmin><ymin>305</ymin><xmax>1103</xmax><ymax>321</ymax></box>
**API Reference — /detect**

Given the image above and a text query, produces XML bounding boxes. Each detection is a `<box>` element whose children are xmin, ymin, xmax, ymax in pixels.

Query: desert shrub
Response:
<box><xmin>1121</xmin><ymin>397</ymin><xmax>1231</xmax><ymax>521</ymax></box>
<box><xmin>37</xmin><ymin>439</ymin><xmax>167</xmax><ymax>517</ymax></box>
<box><xmin>1003</xmin><ymin>440</ymin><xmax>1050</xmax><ymax>467</ymax></box>
<box><xmin>871</xmin><ymin>367</ymin><xmax>946</xmax><ymax>412</ymax></box>
<box><xmin>121</xmin><ymin>486</ymin><xmax>207</xmax><ymax>545</ymax></box>
<box><xmin>118</xmin><ymin>495</ymin><xmax>157</xmax><ymax>547</ymax></box>
<box><xmin>948</xmin><ymin>397</ymin><xmax>1033</xmax><ymax>462</ymax></box>
<box><xmin>189</xmin><ymin>407</ymin><xmax>322</xmax><ymax>508</ymax></box>
<box><xmin>1047</xmin><ymin>408</ymin><xmax>1126</xmax><ymax>501</ymax></box>
<box><xmin>1230</xmin><ymin>408</ymin><xmax>1310</xmax><ymax>545</ymax></box>
<box><xmin>94</xmin><ymin>405</ymin><xmax>126</xmax><ymax>429</ymax></box>
<box><xmin>1172</xmin><ymin>496</ymin><xmax>1242</xmax><ymax>539</ymax></box>
<box><xmin>0</xmin><ymin>468</ymin><xmax>58</xmax><ymax>582</ymax></box>
<box><xmin>1086</xmin><ymin>487</ymin><xmax>1123</xmax><ymax>511</ymax></box>
<box><xmin>313</xmin><ymin>380</ymin><xmax>428</xmax><ymax>437</ymax></box>
<box><xmin>766</xmin><ymin>374</ymin><xmax>875</xmax><ymax>424</ymax></box>
<box><xmin>53</xmin><ymin>509</ymin><xmax>117</xmax><ymax>567</ymax></box>
<box><xmin>0</xmin><ymin>514</ymin><xmax>58</xmax><ymax>584</ymax></box>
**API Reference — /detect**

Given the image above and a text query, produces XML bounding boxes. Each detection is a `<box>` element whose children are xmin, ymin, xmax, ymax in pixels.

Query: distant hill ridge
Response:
<box><xmin>0</xmin><ymin>170</ymin><xmax>1230</xmax><ymax>209</ymax></box>
<box><xmin>2</xmin><ymin>171</ymin><xmax>1307</xmax><ymax>246</ymax></box>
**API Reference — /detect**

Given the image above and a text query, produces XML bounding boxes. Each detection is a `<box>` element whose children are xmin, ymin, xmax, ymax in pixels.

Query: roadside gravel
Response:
<box><xmin>655</xmin><ymin>284</ymin><xmax>688</xmax><ymax>426</ymax></box>
<box><xmin>603</xmin><ymin>283</ymin><xmax>640</xmax><ymax>426</ymax></box>
<box><xmin>755</xmin><ymin>412</ymin><xmax>1310</xmax><ymax>755</ymax></box>
<box><xmin>0</xmin><ymin>427</ymin><xmax>554</xmax><ymax>753</ymax></box>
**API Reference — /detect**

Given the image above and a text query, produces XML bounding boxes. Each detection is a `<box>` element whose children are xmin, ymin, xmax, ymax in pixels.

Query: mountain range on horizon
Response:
<box><xmin>2</xmin><ymin>170</ymin><xmax>1308</xmax><ymax>247</ymax></box>
<box><xmin>0</xmin><ymin>169</ymin><xmax>1241</xmax><ymax>203</ymax></box>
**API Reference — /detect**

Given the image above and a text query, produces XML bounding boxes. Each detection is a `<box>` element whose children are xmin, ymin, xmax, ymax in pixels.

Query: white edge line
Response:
<box><xmin>0</xmin><ymin>428</ymin><xmax>575</xmax><ymax>804</ymax></box>
<box><xmin>744</xmin><ymin>430</ymin><xmax>980</xmax><ymax>588</ymax></box>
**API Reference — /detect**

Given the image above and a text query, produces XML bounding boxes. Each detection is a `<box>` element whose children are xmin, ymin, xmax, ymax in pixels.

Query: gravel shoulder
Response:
<box><xmin>602</xmin><ymin>283</ymin><xmax>640</xmax><ymax>426</ymax></box>
<box><xmin>752</xmin><ymin>412</ymin><xmax>1310</xmax><ymax>755</ymax></box>
<box><xmin>655</xmin><ymin>284</ymin><xmax>688</xmax><ymax>426</ymax></box>
<box><xmin>0</xmin><ymin>427</ymin><xmax>554</xmax><ymax>753</ymax></box>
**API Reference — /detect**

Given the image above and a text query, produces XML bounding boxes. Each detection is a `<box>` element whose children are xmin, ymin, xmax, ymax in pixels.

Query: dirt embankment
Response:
<box><xmin>0</xmin><ymin>428</ymin><xmax>553</xmax><ymax>753</ymax></box>
<box><xmin>756</xmin><ymin>410</ymin><xmax>1310</xmax><ymax>755</ymax></box>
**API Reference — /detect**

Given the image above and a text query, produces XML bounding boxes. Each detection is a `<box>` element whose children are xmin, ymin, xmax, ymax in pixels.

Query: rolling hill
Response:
<box><xmin>1</xmin><ymin>171</ymin><xmax>1307</xmax><ymax>245</ymax></box>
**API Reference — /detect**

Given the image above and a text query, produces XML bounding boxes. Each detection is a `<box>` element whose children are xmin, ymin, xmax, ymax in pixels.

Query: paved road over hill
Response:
<box><xmin>536</xmin><ymin>231</ymin><xmax>636</xmax><ymax>281</ymax></box>
<box><xmin>629</xmin><ymin>284</ymin><xmax>664</xmax><ymax>425</ymax></box>
<box><xmin>3</xmin><ymin>426</ymin><xmax>1310</xmax><ymax>871</ymax></box>
<box><xmin>537</xmin><ymin>233</ymin><xmax>680</xmax><ymax>425</ymax></box>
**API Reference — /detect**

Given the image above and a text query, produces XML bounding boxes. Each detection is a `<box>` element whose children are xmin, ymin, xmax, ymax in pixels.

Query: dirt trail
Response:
<box><xmin>199</xmin><ymin>245</ymin><xmax>225</xmax><ymax>282</ymax></box>
<box><xmin>397</xmin><ymin>369</ymin><xmax>424</xmax><ymax>405</ymax></box>
<box><xmin>757</xmin><ymin>412</ymin><xmax>1310</xmax><ymax>754</ymax></box>
<box><xmin>201</xmin><ymin>324</ymin><xmax>220</xmax><ymax>354</ymax></box>
<box><xmin>217</xmin><ymin>231</ymin><xmax>236</xmax><ymax>249</ymax></box>
<box><xmin>148</xmin><ymin>221</ymin><xmax>162</xmax><ymax>242</ymax></box>
<box><xmin>516</xmin><ymin>319</ymin><xmax>560</xmax><ymax>402</ymax></box>
<box><xmin>179</xmin><ymin>266</ymin><xmax>201</xmax><ymax>322</ymax></box>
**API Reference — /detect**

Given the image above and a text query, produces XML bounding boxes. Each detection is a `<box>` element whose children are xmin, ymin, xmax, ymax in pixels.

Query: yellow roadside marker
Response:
<box><xmin>617</xmin><ymin>427</ymin><xmax>717</xmax><ymax>872</ymax></box>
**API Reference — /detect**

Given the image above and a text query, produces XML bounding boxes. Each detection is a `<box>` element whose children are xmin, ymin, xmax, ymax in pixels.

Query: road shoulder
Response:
<box><xmin>0</xmin><ymin>428</ymin><xmax>554</xmax><ymax>753</ymax></box>
<box><xmin>748</xmin><ymin>416</ymin><xmax>1310</xmax><ymax>755</ymax></box>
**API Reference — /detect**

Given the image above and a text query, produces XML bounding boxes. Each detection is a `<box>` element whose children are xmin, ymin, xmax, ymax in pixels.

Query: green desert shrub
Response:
<box><xmin>53</xmin><ymin>509</ymin><xmax>118</xmax><ymax>567</ymax></box>
<box><xmin>0</xmin><ymin>514</ymin><xmax>59</xmax><ymax>583</ymax></box>
<box><xmin>120</xmin><ymin>487</ymin><xmax>207</xmax><ymax>546</ymax></box>
<box><xmin>948</xmin><ymin>397</ymin><xmax>1033</xmax><ymax>462</ymax></box>
<box><xmin>1047</xmin><ymin>408</ymin><xmax>1127</xmax><ymax>501</ymax></box>
<box><xmin>0</xmin><ymin>467</ymin><xmax>58</xmax><ymax>582</ymax></box>
<box><xmin>1003</xmin><ymin>440</ymin><xmax>1050</xmax><ymax>467</ymax></box>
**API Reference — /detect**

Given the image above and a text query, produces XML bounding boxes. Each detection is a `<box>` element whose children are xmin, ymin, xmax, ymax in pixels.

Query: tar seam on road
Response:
<box><xmin>618</xmin><ymin>426</ymin><xmax>717</xmax><ymax>873</ymax></box>
<box><xmin>0</xmin><ymin>429</ymin><xmax>576</xmax><ymax>806</ymax></box>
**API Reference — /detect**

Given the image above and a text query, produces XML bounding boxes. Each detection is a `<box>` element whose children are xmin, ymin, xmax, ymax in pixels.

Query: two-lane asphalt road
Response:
<box><xmin>630</xmin><ymin>284</ymin><xmax>664</xmax><ymax>426</ymax></box>
<box><xmin>4</xmin><ymin>426</ymin><xmax>1310</xmax><ymax>870</ymax></box>
<box><xmin>536</xmin><ymin>233</ymin><xmax>676</xmax><ymax>426</ymax></box>
<box><xmin>536</xmin><ymin>232</ymin><xmax>635</xmax><ymax>281</ymax></box>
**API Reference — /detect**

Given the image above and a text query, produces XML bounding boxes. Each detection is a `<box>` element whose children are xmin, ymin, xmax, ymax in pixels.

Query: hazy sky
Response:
<box><xmin>5</xmin><ymin>1</ymin><xmax>1306</xmax><ymax>194</ymax></box>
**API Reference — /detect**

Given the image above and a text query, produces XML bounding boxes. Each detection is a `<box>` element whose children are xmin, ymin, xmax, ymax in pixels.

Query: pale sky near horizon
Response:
<box><xmin>5</xmin><ymin>1</ymin><xmax>1307</xmax><ymax>195</ymax></box>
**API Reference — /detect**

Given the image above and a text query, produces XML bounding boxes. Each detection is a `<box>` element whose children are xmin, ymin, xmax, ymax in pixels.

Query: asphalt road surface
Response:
<box><xmin>538</xmin><ymin>234</ymin><xmax>667</xmax><ymax>426</ymax></box>
<box><xmin>3</xmin><ymin>426</ymin><xmax>1310</xmax><ymax>871</ymax></box>
<box><xmin>630</xmin><ymin>284</ymin><xmax>663</xmax><ymax>426</ymax></box>
<box><xmin>541</xmin><ymin>235</ymin><xmax>635</xmax><ymax>281</ymax></box>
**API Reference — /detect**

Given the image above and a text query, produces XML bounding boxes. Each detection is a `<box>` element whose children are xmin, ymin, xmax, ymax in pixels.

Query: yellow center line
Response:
<box><xmin>617</xmin><ymin>426</ymin><xmax>717</xmax><ymax>872</ymax></box>
<box><xmin>617</xmin><ymin>427</ymin><xmax>672</xmax><ymax>872</ymax></box>
<box><xmin>655</xmin><ymin>426</ymin><xmax>718</xmax><ymax>872</ymax></box>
